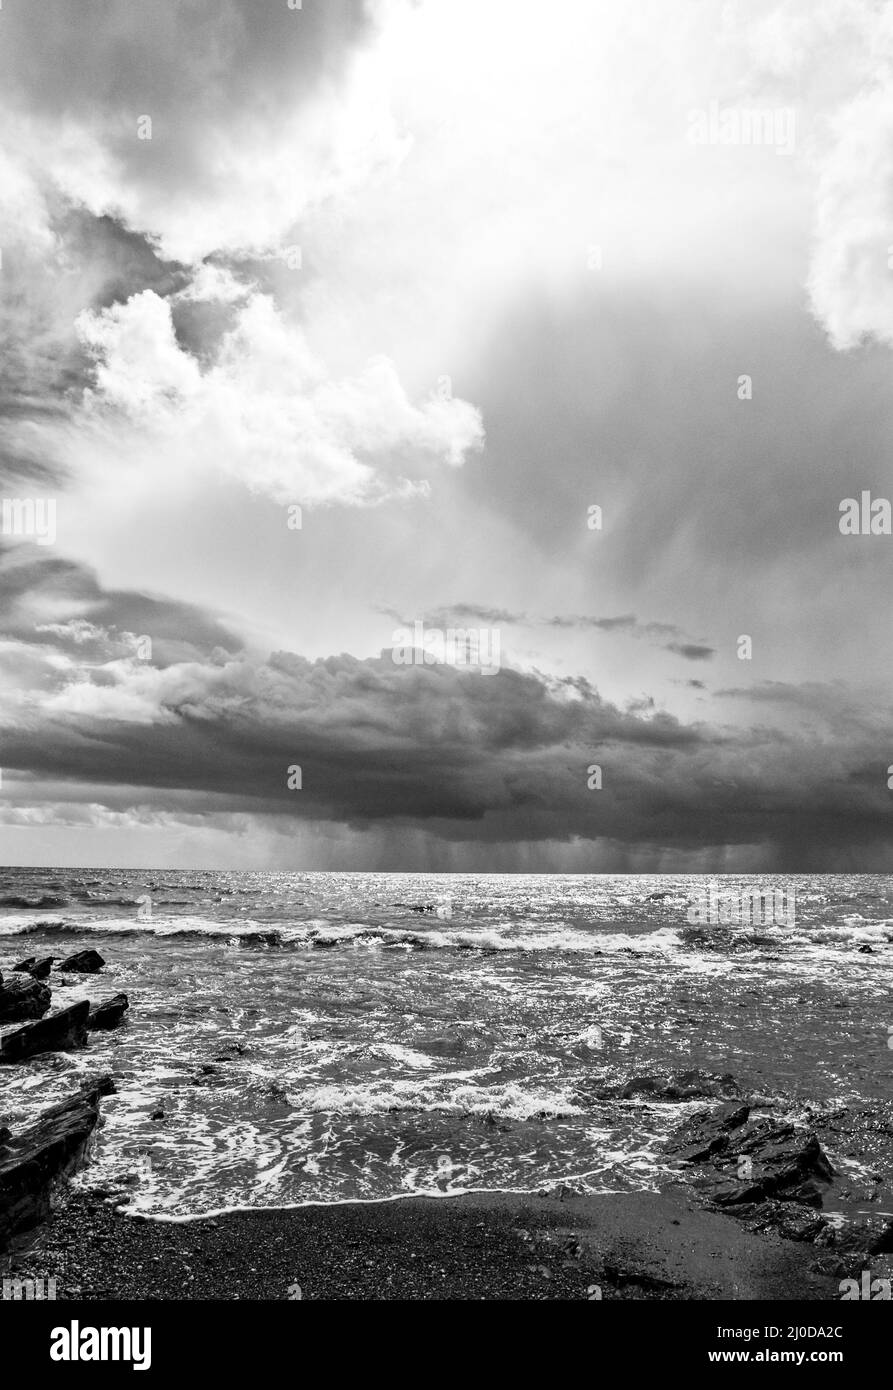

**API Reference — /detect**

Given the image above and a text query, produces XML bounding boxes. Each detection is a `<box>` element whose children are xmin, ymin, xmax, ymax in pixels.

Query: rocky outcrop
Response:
<box><xmin>58</xmin><ymin>949</ymin><xmax>105</xmax><ymax>974</ymax></box>
<box><xmin>0</xmin><ymin>1077</ymin><xmax>115</xmax><ymax>1245</ymax></box>
<box><xmin>679</xmin><ymin>925</ymin><xmax>777</xmax><ymax>952</ymax></box>
<box><xmin>664</xmin><ymin>1099</ymin><xmax>838</xmax><ymax>1254</ymax></box>
<box><xmin>0</xmin><ymin>973</ymin><xmax>52</xmax><ymax>1023</ymax></box>
<box><xmin>594</xmin><ymin>1070</ymin><xmax>741</xmax><ymax>1104</ymax></box>
<box><xmin>87</xmin><ymin>993</ymin><xmax>129</xmax><ymax>1031</ymax></box>
<box><xmin>12</xmin><ymin>956</ymin><xmax>54</xmax><ymax>980</ymax></box>
<box><xmin>0</xmin><ymin>1001</ymin><xmax>90</xmax><ymax>1063</ymax></box>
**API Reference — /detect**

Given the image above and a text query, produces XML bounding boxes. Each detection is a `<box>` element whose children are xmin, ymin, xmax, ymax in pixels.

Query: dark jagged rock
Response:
<box><xmin>788</xmin><ymin>1179</ymin><xmax>826</xmax><ymax>1207</ymax></box>
<box><xmin>733</xmin><ymin>1121</ymin><xmax>834</xmax><ymax>1192</ymax></box>
<box><xmin>665</xmin><ymin>1100</ymin><xmax>837</xmax><ymax>1253</ymax></box>
<box><xmin>671</xmin><ymin>1111</ymin><xmax>833</xmax><ymax>1197</ymax></box>
<box><xmin>776</xmin><ymin>1207</ymin><xmax>830</xmax><ymax>1242</ymax></box>
<box><xmin>664</xmin><ymin>1101</ymin><xmax>751</xmax><ymax>1162</ymax></box>
<box><xmin>679</xmin><ymin>925</ymin><xmax>777</xmax><ymax>952</ymax></box>
<box><xmin>86</xmin><ymin>993</ymin><xmax>129</xmax><ymax>1031</ymax></box>
<box><xmin>0</xmin><ymin>1000</ymin><xmax>90</xmax><ymax>1063</ymax></box>
<box><xmin>0</xmin><ymin>974</ymin><xmax>52</xmax><ymax>1023</ymax></box>
<box><xmin>11</xmin><ymin>956</ymin><xmax>54</xmax><ymax>980</ymax></box>
<box><xmin>869</xmin><ymin>1220</ymin><xmax>893</xmax><ymax>1254</ymax></box>
<box><xmin>600</xmin><ymin>1070</ymin><xmax>741</xmax><ymax>1104</ymax></box>
<box><xmin>58</xmin><ymin>949</ymin><xmax>105</xmax><ymax>974</ymax></box>
<box><xmin>236</xmin><ymin>932</ymin><xmax>283</xmax><ymax>948</ymax></box>
<box><xmin>0</xmin><ymin>1076</ymin><xmax>115</xmax><ymax>1244</ymax></box>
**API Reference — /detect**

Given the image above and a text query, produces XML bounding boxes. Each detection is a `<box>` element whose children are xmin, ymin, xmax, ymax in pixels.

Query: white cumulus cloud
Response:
<box><xmin>71</xmin><ymin>285</ymin><xmax>484</xmax><ymax>507</ymax></box>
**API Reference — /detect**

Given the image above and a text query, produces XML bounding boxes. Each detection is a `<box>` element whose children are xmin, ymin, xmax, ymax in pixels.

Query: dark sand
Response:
<box><xmin>5</xmin><ymin>1185</ymin><xmax>841</xmax><ymax>1300</ymax></box>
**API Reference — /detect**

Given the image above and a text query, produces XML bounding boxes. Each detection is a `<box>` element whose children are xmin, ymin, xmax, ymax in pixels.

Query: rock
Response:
<box><xmin>787</xmin><ymin>1179</ymin><xmax>826</xmax><ymax>1207</ymax></box>
<box><xmin>0</xmin><ymin>975</ymin><xmax>52</xmax><ymax>1023</ymax></box>
<box><xmin>619</xmin><ymin>1076</ymin><xmax>661</xmax><ymax>1100</ymax></box>
<box><xmin>0</xmin><ymin>1001</ymin><xmax>91</xmax><ymax>1063</ymax></box>
<box><xmin>664</xmin><ymin>1070</ymin><xmax>741</xmax><ymax>1101</ymax></box>
<box><xmin>665</xmin><ymin>1103</ymin><xmax>836</xmax><ymax>1243</ymax></box>
<box><xmin>12</xmin><ymin>956</ymin><xmax>54</xmax><ymax>980</ymax></box>
<box><xmin>736</xmin><ymin>1125</ymin><xmax>835</xmax><ymax>1194</ymax></box>
<box><xmin>777</xmin><ymin>1209</ymin><xmax>828</xmax><ymax>1243</ymax></box>
<box><xmin>150</xmin><ymin>1109</ymin><xmax>165</xmax><ymax>1121</ymax></box>
<box><xmin>608</xmin><ymin>1070</ymin><xmax>740</xmax><ymax>1103</ymax></box>
<box><xmin>679</xmin><ymin>925</ymin><xmax>776</xmax><ymax>953</ymax></box>
<box><xmin>0</xmin><ymin>1077</ymin><xmax>115</xmax><ymax>1244</ymax></box>
<box><xmin>235</xmin><ymin>932</ymin><xmax>282</xmax><ymax>948</ymax></box>
<box><xmin>665</xmin><ymin>1101</ymin><xmax>751</xmax><ymax>1162</ymax></box>
<box><xmin>858</xmin><ymin>945</ymin><xmax>874</xmax><ymax>954</ymax></box>
<box><xmin>869</xmin><ymin>1220</ymin><xmax>893</xmax><ymax>1255</ymax></box>
<box><xmin>58</xmin><ymin>950</ymin><xmax>105</xmax><ymax>974</ymax></box>
<box><xmin>86</xmin><ymin>994</ymin><xmax>129</xmax><ymax>1031</ymax></box>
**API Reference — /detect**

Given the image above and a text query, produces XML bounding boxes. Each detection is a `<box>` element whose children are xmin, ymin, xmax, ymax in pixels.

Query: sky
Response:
<box><xmin>1</xmin><ymin>0</ymin><xmax>892</xmax><ymax>871</ymax></box>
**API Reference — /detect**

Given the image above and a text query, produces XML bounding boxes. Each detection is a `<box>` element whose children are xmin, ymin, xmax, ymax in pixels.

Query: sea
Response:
<box><xmin>1</xmin><ymin>870</ymin><xmax>891</xmax><ymax>1224</ymax></box>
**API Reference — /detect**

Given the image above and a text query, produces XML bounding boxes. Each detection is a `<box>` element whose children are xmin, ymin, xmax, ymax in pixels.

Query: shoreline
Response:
<box><xmin>106</xmin><ymin>1181</ymin><xmax>635</xmax><ymax>1224</ymax></box>
<box><xmin>5</xmin><ymin>1184</ymin><xmax>844</xmax><ymax>1301</ymax></box>
<box><xmin>3</xmin><ymin>897</ymin><xmax>890</xmax><ymax>1304</ymax></box>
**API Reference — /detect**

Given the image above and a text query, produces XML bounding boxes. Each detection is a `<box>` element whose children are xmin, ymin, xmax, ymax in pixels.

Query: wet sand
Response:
<box><xmin>5</xmin><ymin>1184</ymin><xmax>842</xmax><ymax>1301</ymax></box>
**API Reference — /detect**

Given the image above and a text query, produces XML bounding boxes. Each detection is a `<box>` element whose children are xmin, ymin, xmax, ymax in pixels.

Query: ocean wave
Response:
<box><xmin>74</xmin><ymin>893</ymin><xmax>140</xmax><ymax>906</ymax></box>
<box><xmin>284</xmin><ymin>1078</ymin><xmax>586</xmax><ymax>1121</ymax></box>
<box><xmin>0</xmin><ymin>894</ymin><xmax>69</xmax><ymax>908</ymax></box>
<box><xmin>2</xmin><ymin>907</ymin><xmax>888</xmax><ymax>971</ymax></box>
<box><xmin>0</xmin><ymin>916</ymin><xmax>80</xmax><ymax>935</ymax></box>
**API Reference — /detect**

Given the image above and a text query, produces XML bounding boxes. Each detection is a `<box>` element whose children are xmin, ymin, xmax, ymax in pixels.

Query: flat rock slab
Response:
<box><xmin>0</xmin><ymin>1000</ymin><xmax>90</xmax><ymax>1064</ymax></box>
<box><xmin>0</xmin><ymin>1077</ymin><xmax>115</xmax><ymax>1246</ymax></box>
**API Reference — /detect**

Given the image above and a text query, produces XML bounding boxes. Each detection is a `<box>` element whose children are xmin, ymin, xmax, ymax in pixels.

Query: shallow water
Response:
<box><xmin>1</xmin><ymin>870</ymin><xmax>891</xmax><ymax>1217</ymax></box>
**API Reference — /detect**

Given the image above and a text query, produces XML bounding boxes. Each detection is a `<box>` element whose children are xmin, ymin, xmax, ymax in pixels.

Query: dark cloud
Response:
<box><xmin>665</xmin><ymin>642</ymin><xmax>715</xmax><ymax>661</ymax></box>
<box><xmin>0</xmin><ymin>547</ymin><xmax>243</xmax><ymax>666</ymax></box>
<box><xmin>423</xmin><ymin>604</ymin><xmax>525</xmax><ymax>626</ymax></box>
<box><xmin>378</xmin><ymin>608</ymin><xmax>714</xmax><ymax>657</ymax></box>
<box><xmin>546</xmin><ymin>613</ymin><xmax>637</xmax><ymax>631</ymax></box>
<box><xmin>0</xmin><ymin>581</ymin><xmax>891</xmax><ymax>867</ymax></box>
